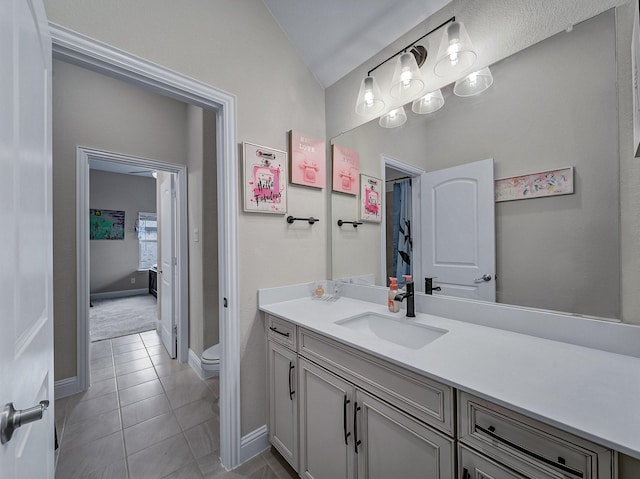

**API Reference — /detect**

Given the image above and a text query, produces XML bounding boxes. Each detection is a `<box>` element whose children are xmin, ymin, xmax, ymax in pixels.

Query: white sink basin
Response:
<box><xmin>335</xmin><ymin>313</ymin><xmax>447</xmax><ymax>350</ymax></box>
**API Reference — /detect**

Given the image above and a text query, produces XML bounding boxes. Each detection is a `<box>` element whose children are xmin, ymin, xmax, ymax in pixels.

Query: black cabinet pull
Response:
<box><xmin>343</xmin><ymin>395</ymin><xmax>351</xmax><ymax>445</ymax></box>
<box><xmin>475</xmin><ymin>424</ymin><xmax>583</xmax><ymax>478</ymax></box>
<box><xmin>462</xmin><ymin>468</ymin><xmax>471</xmax><ymax>479</ymax></box>
<box><xmin>288</xmin><ymin>362</ymin><xmax>295</xmax><ymax>400</ymax></box>
<box><xmin>269</xmin><ymin>326</ymin><xmax>290</xmax><ymax>338</ymax></box>
<box><xmin>353</xmin><ymin>402</ymin><xmax>362</xmax><ymax>454</ymax></box>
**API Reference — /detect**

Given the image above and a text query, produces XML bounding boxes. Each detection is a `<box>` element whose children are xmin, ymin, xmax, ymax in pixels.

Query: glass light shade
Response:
<box><xmin>389</xmin><ymin>52</ymin><xmax>424</xmax><ymax>100</ymax></box>
<box><xmin>453</xmin><ymin>67</ymin><xmax>494</xmax><ymax>97</ymax></box>
<box><xmin>379</xmin><ymin>106</ymin><xmax>407</xmax><ymax>128</ymax></box>
<box><xmin>434</xmin><ymin>21</ymin><xmax>477</xmax><ymax>77</ymax></box>
<box><xmin>412</xmin><ymin>89</ymin><xmax>445</xmax><ymax>114</ymax></box>
<box><xmin>355</xmin><ymin>76</ymin><xmax>385</xmax><ymax>115</ymax></box>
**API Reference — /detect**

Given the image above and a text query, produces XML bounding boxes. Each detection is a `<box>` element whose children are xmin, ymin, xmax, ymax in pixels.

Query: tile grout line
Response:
<box><xmin>114</xmin><ymin>335</ymin><xmax>132</xmax><ymax>479</ymax></box>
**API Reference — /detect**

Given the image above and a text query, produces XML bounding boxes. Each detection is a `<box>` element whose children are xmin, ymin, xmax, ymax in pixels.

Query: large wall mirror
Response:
<box><xmin>331</xmin><ymin>10</ymin><xmax>622</xmax><ymax>320</ymax></box>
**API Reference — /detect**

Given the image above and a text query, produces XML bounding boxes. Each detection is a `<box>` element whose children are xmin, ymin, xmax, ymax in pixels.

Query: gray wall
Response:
<box><xmin>186</xmin><ymin>106</ymin><xmax>219</xmax><ymax>357</ymax></box>
<box><xmin>333</xmin><ymin>11</ymin><xmax>620</xmax><ymax>319</ymax></box>
<box><xmin>89</xmin><ymin>170</ymin><xmax>156</xmax><ymax>294</ymax></box>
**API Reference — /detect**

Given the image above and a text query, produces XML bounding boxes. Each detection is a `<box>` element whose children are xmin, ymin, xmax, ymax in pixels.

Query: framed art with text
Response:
<box><xmin>289</xmin><ymin>130</ymin><xmax>326</xmax><ymax>188</ymax></box>
<box><xmin>359</xmin><ymin>174</ymin><xmax>382</xmax><ymax>223</ymax></box>
<box><xmin>331</xmin><ymin>144</ymin><xmax>359</xmax><ymax>195</ymax></box>
<box><xmin>243</xmin><ymin>142</ymin><xmax>287</xmax><ymax>214</ymax></box>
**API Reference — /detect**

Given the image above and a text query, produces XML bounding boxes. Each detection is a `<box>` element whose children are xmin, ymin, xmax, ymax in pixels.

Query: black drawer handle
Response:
<box><xmin>288</xmin><ymin>362</ymin><xmax>295</xmax><ymax>400</ymax></box>
<box><xmin>289</xmin><ymin>361</ymin><xmax>296</xmax><ymax>401</ymax></box>
<box><xmin>343</xmin><ymin>395</ymin><xmax>351</xmax><ymax>445</ymax></box>
<box><xmin>475</xmin><ymin>424</ymin><xmax>583</xmax><ymax>478</ymax></box>
<box><xmin>353</xmin><ymin>402</ymin><xmax>362</xmax><ymax>454</ymax></box>
<box><xmin>269</xmin><ymin>326</ymin><xmax>290</xmax><ymax>338</ymax></box>
<box><xmin>462</xmin><ymin>468</ymin><xmax>471</xmax><ymax>479</ymax></box>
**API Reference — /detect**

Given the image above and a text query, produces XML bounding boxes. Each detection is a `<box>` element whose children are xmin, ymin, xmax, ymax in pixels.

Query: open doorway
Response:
<box><xmin>52</xmin><ymin>26</ymin><xmax>241</xmax><ymax>468</ymax></box>
<box><xmin>88</xmin><ymin>164</ymin><xmax>160</xmax><ymax>343</ymax></box>
<box><xmin>381</xmin><ymin>156</ymin><xmax>424</xmax><ymax>291</ymax></box>
<box><xmin>79</xmin><ymin>147</ymin><xmax>187</xmax><ymax>361</ymax></box>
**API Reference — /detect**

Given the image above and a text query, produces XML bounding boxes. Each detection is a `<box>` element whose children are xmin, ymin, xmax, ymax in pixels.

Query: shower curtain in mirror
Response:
<box><xmin>392</xmin><ymin>179</ymin><xmax>412</xmax><ymax>285</ymax></box>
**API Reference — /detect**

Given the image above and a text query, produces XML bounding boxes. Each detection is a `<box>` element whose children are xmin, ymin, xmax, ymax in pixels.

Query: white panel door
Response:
<box><xmin>159</xmin><ymin>174</ymin><xmax>176</xmax><ymax>358</ymax></box>
<box><xmin>0</xmin><ymin>0</ymin><xmax>55</xmax><ymax>477</ymax></box>
<box><xmin>421</xmin><ymin>158</ymin><xmax>496</xmax><ymax>301</ymax></box>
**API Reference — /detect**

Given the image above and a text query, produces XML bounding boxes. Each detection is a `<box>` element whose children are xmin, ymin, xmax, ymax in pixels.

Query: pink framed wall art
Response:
<box><xmin>495</xmin><ymin>166</ymin><xmax>574</xmax><ymax>202</ymax></box>
<box><xmin>332</xmin><ymin>144</ymin><xmax>359</xmax><ymax>195</ymax></box>
<box><xmin>289</xmin><ymin>130</ymin><xmax>326</xmax><ymax>188</ymax></box>
<box><xmin>243</xmin><ymin>142</ymin><xmax>287</xmax><ymax>214</ymax></box>
<box><xmin>359</xmin><ymin>174</ymin><xmax>382</xmax><ymax>223</ymax></box>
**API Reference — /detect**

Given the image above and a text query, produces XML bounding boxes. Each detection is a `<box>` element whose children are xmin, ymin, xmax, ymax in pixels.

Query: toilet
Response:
<box><xmin>201</xmin><ymin>343</ymin><xmax>220</xmax><ymax>378</ymax></box>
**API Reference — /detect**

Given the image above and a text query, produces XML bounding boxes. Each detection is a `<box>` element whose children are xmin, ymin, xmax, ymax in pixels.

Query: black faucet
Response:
<box><xmin>395</xmin><ymin>280</ymin><xmax>415</xmax><ymax>317</ymax></box>
<box><xmin>425</xmin><ymin>277</ymin><xmax>441</xmax><ymax>295</ymax></box>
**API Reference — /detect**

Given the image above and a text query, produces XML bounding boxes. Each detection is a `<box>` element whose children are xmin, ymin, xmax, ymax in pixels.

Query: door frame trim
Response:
<box><xmin>51</xmin><ymin>24</ymin><xmax>241</xmax><ymax>469</ymax></box>
<box><xmin>77</xmin><ymin>147</ymin><xmax>188</xmax><ymax>364</ymax></box>
<box><xmin>380</xmin><ymin>155</ymin><xmax>424</xmax><ymax>290</ymax></box>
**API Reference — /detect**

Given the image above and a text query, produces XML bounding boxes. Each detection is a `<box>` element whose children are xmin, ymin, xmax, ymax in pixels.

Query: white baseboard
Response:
<box><xmin>90</xmin><ymin>289</ymin><xmax>149</xmax><ymax>301</ymax></box>
<box><xmin>188</xmin><ymin>348</ymin><xmax>205</xmax><ymax>380</ymax></box>
<box><xmin>54</xmin><ymin>376</ymin><xmax>82</xmax><ymax>399</ymax></box>
<box><xmin>239</xmin><ymin>425</ymin><xmax>269</xmax><ymax>464</ymax></box>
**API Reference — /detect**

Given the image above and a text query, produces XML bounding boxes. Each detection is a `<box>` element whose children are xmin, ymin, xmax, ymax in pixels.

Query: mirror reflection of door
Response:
<box><xmin>421</xmin><ymin>158</ymin><xmax>496</xmax><ymax>301</ymax></box>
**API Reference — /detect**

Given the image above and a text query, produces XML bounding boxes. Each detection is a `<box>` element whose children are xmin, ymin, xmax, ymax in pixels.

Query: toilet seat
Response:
<box><xmin>201</xmin><ymin>343</ymin><xmax>220</xmax><ymax>378</ymax></box>
<box><xmin>202</xmin><ymin>343</ymin><xmax>220</xmax><ymax>365</ymax></box>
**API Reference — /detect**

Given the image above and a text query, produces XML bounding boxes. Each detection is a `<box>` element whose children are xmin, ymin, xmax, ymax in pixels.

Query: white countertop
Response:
<box><xmin>259</xmin><ymin>290</ymin><xmax>640</xmax><ymax>460</ymax></box>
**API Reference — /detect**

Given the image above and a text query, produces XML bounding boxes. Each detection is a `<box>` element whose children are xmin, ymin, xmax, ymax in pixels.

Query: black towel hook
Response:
<box><xmin>287</xmin><ymin>216</ymin><xmax>319</xmax><ymax>225</ymax></box>
<box><xmin>337</xmin><ymin>220</ymin><xmax>362</xmax><ymax>228</ymax></box>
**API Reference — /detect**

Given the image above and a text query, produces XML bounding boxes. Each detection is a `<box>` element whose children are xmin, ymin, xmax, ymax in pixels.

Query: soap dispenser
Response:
<box><xmin>388</xmin><ymin>277</ymin><xmax>400</xmax><ymax>313</ymax></box>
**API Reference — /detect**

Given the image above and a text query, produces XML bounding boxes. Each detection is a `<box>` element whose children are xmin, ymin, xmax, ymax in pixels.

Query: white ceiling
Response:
<box><xmin>262</xmin><ymin>0</ymin><xmax>452</xmax><ymax>88</ymax></box>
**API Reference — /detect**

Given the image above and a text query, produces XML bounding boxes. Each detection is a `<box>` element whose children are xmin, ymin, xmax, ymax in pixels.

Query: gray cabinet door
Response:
<box><xmin>459</xmin><ymin>445</ymin><xmax>532</xmax><ymax>479</ymax></box>
<box><xmin>298</xmin><ymin>358</ymin><xmax>356</xmax><ymax>479</ymax></box>
<box><xmin>268</xmin><ymin>341</ymin><xmax>298</xmax><ymax>471</ymax></box>
<box><xmin>355</xmin><ymin>389</ymin><xmax>454</xmax><ymax>479</ymax></box>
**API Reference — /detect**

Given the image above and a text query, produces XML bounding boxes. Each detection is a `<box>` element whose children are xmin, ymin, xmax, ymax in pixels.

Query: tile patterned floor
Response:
<box><xmin>55</xmin><ymin>331</ymin><xmax>298</xmax><ymax>479</ymax></box>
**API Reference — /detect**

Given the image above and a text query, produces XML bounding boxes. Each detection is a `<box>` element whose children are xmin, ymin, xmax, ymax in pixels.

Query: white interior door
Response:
<box><xmin>421</xmin><ymin>158</ymin><xmax>496</xmax><ymax>301</ymax></box>
<box><xmin>159</xmin><ymin>173</ymin><xmax>176</xmax><ymax>358</ymax></box>
<box><xmin>0</xmin><ymin>0</ymin><xmax>55</xmax><ymax>477</ymax></box>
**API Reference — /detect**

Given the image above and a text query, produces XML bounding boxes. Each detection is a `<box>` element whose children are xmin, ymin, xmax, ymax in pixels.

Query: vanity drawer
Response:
<box><xmin>267</xmin><ymin>315</ymin><xmax>297</xmax><ymax>350</ymax></box>
<box><xmin>299</xmin><ymin>327</ymin><xmax>453</xmax><ymax>435</ymax></box>
<box><xmin>458</xmin><ymin>392</ymin><xmax>615</xmax><ymax>479</ymax></box>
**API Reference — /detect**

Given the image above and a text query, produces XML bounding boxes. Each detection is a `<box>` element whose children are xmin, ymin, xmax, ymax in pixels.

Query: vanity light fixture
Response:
<box><xmin>453</xmin><ymin>67</ymin><xmax>494</xmax><ymax>97</ymax></box>
<box><xmin>354</xmin><ymin>17</ymin><xmax>456</xmax><ymax>117</ymax></box>
<box><xmin>354</xmin><ymin>17</ymin><xmax>487</xmax><ymax>128</ymax></box>
<box><xmin>434</xmin><ymin>21</ymin><xmax>477</xmax><ymax>77</ymax></box>
<box><xmin>379</xmin><ymin>106</ymin><xmax>408</xmax><ymax>128</ymax></box>
<box><xmin>412</xmin><ymin>89</ymin><xmax>445</xmax><ymax>114</ymax></box>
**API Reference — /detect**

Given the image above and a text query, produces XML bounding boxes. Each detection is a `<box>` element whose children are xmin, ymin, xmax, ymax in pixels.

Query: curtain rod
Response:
<box><xmin>385</xmin><ymin>176</ymin><xmax>412</xmax><ymax>182</ymax></box>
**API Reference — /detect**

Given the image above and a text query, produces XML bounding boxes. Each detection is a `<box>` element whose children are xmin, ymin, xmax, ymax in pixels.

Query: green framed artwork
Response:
<box><xmin>90</xmin><ymin>209</ymin><xmax>125</xmax><ymax>240</ymax></box>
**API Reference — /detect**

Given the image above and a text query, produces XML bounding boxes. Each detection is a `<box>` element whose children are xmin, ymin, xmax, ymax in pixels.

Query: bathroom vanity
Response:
<box><xmin>259</xmin><ymin>283</ymin><xmax>640</xmax><ymax>479</ymax></box>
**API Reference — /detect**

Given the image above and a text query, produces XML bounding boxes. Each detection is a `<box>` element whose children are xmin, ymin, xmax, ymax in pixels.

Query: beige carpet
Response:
<box><xmin>90</xmin><ymin>294</ymin><xmax>158</xmax><ymax>342</ymax></box>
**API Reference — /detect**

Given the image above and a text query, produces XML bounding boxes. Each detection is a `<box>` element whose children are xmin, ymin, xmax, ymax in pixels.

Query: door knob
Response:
<box><xmin>474</xmin><ymin>274</ymin><xmax>492</xmax><ymax>283</ymax></box>
<box><xmin>1</xmin><ymin>400</ymin><xmax>49</xmax><ymax>444</ymax></box>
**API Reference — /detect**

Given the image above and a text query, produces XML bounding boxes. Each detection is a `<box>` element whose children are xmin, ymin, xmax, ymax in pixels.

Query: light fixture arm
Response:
<box><xmin>367</xmin><ymin>16</ymin><xmax>456</xmax><ymax>77</ymax></box>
